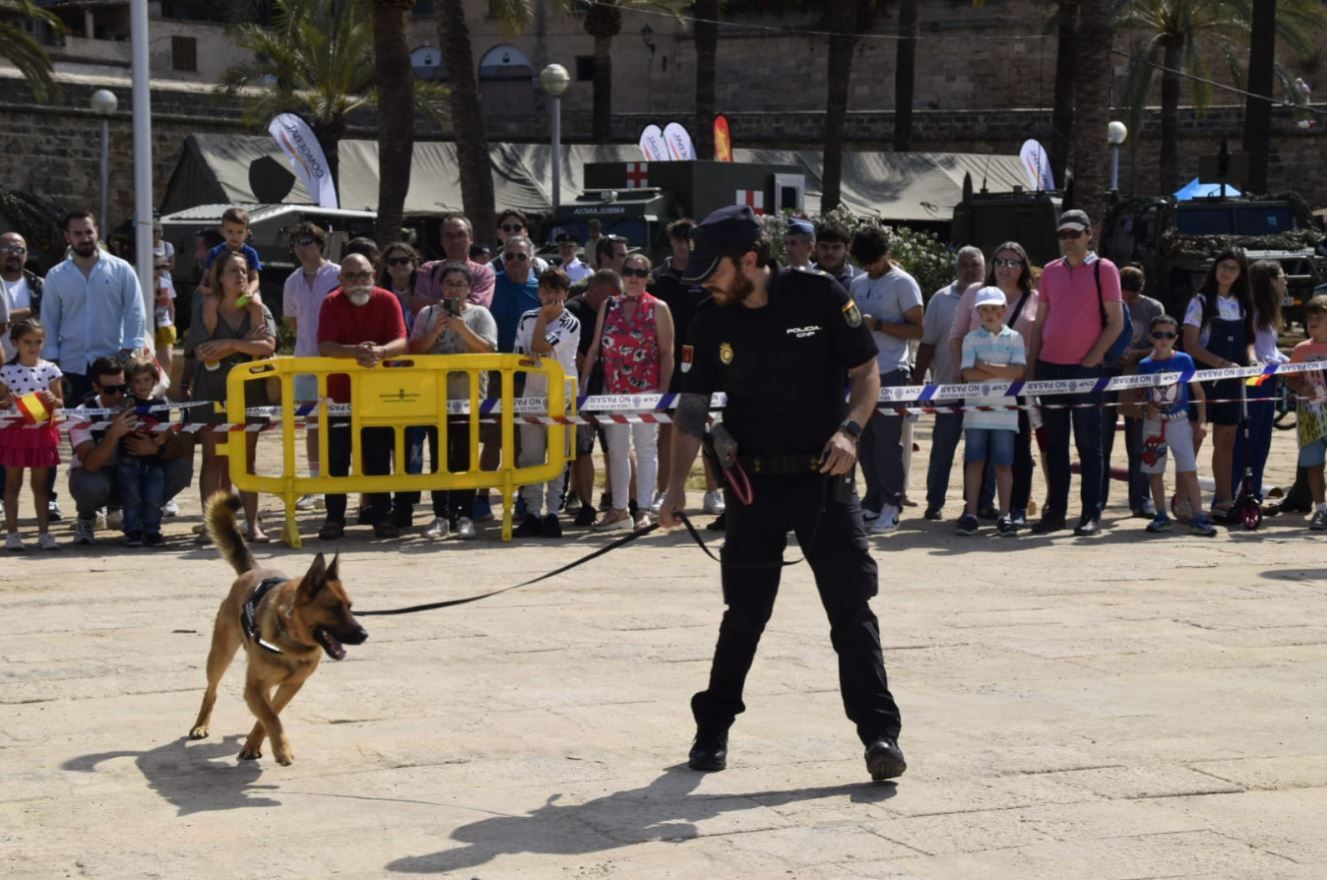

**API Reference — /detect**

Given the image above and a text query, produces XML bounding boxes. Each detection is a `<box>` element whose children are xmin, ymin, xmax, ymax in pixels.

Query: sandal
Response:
<box><xmin>317</xmin><ymin>520</ymin><xmax>345</xmax><ymax>541</ymax></box>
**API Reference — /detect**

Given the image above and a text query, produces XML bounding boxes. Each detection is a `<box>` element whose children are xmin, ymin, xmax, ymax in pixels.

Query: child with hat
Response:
<box><xmin>957</xmin><ymin>286</ymin><xmax>1026</xmax><ymax>536</ymax></box>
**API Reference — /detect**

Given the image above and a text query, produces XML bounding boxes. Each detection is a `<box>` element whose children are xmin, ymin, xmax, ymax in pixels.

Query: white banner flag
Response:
<box><xmin>268</xmin><ymin>113</ymin><xmax>338</xmax><ymax>209</ymax></box>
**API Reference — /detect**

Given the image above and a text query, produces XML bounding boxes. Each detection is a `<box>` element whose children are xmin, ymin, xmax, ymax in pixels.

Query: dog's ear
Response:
<box><xmin>327</xmin><ymin>553</ymin><xmax>340</xmax><ymax>582</ymax></box>
<box><xmin>302</xmin><ymin>552</ymin><xmax>328</xmax><ymax>598</ymax></box>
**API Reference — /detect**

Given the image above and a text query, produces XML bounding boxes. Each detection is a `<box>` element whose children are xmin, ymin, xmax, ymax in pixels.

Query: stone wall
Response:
<box><xmin>3</xmin><ymin>73</ymin><xmax>1324</xmax><ymax>237</ymax></box>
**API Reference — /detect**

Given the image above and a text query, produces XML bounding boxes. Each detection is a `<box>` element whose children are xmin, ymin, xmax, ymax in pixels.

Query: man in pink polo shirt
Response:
<box><xmin>1025</xmin><ymin>209</ymin><xmax>1124</xmax><ymax>536</ymax></box>
<box><xmin>413</xmin><ymin>213</ymin><xmax>496</xmax><ymax>312</ymax></box>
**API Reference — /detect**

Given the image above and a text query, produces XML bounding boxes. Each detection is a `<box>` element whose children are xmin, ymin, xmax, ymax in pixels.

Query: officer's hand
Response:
<box><xmin>819</xmin><ymin>431</ymin><xmax>858</xmax><ymax>476</ymax></box>
<box><xmin>658</xmin><ymin>487</ymin><xmax>686</xmax><ymax>529</ymax></box>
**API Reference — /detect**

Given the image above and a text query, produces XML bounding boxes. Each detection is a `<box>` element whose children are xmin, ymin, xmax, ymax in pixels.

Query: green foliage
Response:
<box><xmin>0</xmin><ymin>0</ymin><xmax>64</xmax><ymax>103</ymax></box>
<box><xmin>759</xmin><ymin>207</ymin><xmax>957</xmax><ymax>297</ymax></box>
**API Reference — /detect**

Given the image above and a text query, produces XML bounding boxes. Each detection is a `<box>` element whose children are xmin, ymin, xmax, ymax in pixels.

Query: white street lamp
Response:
<box><xmin>90</xmin><ymin>89</ymin><xmax>118</xmax><ymax>233</ymax></box>
<box><xmin>1107</xmin><ymin>121</ymin><xmax>1129</xmax><ymax>193</ymax></box>
<box><xmin>540</xmin><ymin>64</ymin><xmax>571</xmax><ymax>213</ymax></box>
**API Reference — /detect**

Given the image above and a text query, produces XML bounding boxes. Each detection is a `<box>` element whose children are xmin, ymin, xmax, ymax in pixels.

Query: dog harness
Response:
<box><xmin>242</xmin><ymin>577</ymin><xmax>290</xmax><ymax>655</ymax></box>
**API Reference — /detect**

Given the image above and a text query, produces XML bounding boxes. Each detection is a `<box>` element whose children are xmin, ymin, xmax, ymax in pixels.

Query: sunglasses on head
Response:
<box><xmin>504</xmin><ymin>252</ymin><xmax>529</xmax><ymax>262</ymax></box>
<box><xmin>100</xmin><ymin>383</ymin><xmax>127</xmax><ymax>394</ymax></box>
<box><xmin>500</xmin><ymin>224</ymin><xmax>524</xmax><ymax>233</ymax></box>
<box><xmin>1150</xmin><ymin>330</ymin><xmax>1178</xmax><ymax>340</ymax></box>
<box><xmin>387</xmin><ymin>256</ymin><xmax>414</xmax><ymax>267</ymax></box>
<box><xmin>1057</xmin><ymin>229</ymin><xmax>1085</xmax><ymax>240</ymax></box>
<box><xmin>621</xmin><ymin>267</ymin><xmax>650</xmax><ymax>278</ymax></box>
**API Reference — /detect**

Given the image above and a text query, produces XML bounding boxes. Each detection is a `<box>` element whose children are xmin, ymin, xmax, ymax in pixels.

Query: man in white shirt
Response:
<box><xmin>554</xmin><ymin>232</ymin><xmax>593</xmax><ymax>283</ymax></box>
<box><xmin>1</xmin><ymin>232</ymin><xmax>43</xmax><ymax>363</ymax></box>
<box><xmin>849</xmin><ymin>227</ymin><xmax>923</xmax><ymax>531</ymax></box>
<box><xmin>513</xmin><ymin>267</ymin><xmax>580</xmax><ymax>538</ymax></box>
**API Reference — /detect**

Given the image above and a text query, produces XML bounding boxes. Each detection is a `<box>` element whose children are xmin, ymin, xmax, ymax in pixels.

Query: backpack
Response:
<box><xmin>1094</xmin><ymin>260</ymin><xmax>1132</xmax><ymax>365</ymax></box>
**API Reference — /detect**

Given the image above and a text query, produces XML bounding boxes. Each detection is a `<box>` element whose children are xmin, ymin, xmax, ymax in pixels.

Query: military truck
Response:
<box><xmin>950</xmin><ymin>173</ymin><xmax>1065</xmax><ymax>266</ymax></box>
<box><xmin>549</xmin><ymin>161</ymin><xmax>807</xmax><ymax>262</ymax></box>
<box><xmin>1099</xmin><ymin>193</ymin><xmax>1327</xmax><ymax>328</ymax></box>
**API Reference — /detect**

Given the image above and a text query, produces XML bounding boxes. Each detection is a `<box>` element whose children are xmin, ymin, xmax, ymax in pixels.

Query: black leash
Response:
<box><xmin>356</xmin><ymin>501</ymin><xmax>822</xmax><ymax>618</ymax></box>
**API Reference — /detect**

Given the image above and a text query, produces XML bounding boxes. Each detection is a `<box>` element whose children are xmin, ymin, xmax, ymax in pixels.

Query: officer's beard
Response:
<box><xmin>712</xmin><ymin>272</ymin><xmax>755</xmax><ymax>307</ymax></box>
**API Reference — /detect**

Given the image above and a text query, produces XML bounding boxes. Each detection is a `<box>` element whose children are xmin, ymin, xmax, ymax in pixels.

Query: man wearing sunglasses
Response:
<box><xmin>490</xmin><ymin>209</ymin><xmax>549</xmax><ymax>277</ymax></box>
<box><xmin>1025</xmin><ymin>208</ymin><xmax>1125</xmax><ymax>537</ymax></box>
<box><xmin>66</xmin><ymin>357</ymin><xmax>193</xmax><ymax>545</ymax></box>
<box><xmin>1</xmin><ymin>232</ymin><xmax>44</xmax><ymax>363</ymax></box>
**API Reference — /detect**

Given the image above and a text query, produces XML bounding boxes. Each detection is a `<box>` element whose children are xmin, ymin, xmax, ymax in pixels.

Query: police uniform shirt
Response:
<box><xmin>684</xmin><ymin>264</ymin><xmax>878</xmax><ymax>457</ymax></box>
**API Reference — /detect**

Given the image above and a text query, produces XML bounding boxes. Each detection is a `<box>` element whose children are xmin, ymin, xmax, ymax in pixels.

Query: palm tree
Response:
<box><xmin>822</xmin><ymin>0</ymin><xmax>879</xmax><ymax>213</ymax></box>
<box><xmin>569</xmin><ymin>0</ymin><xmax>688</xmax><ymax>144</ymax></box>
<box><xmin>373</xmin><ymin>0</ymin><xmax>417</xmax><ymax>245</ymax></box>
<box><xmin>1050</xmin><ymin>0</ymin><xmax>1079</xmax><ymax>186</ymax></box>
<box><xmin>0</xmin><ymin>0</ymin><xmax>63</xmax><ymax>103</ymax></box>
<box><xmin>1118</xmin><ymin>0</ymin><xmax>1325</xmax><ymax>193</ymax></box>
<box><xmin>436</xmin><ymin>0</ymin><xmax>531</xmax><ymax>246</ymax></box>
<box><xmin>1068</xmin><ymin>0</ymin><xmax>1113</xmax><ymax>224</ymax></box>
<box><xmin>693</xmin><ymin>0</ymin><xmax>720</xmax><ymax>160</ymax></box>
<box><xmin>893</xmin><ymin>0</ymin><xmax>918</xmax><ymax>151</ymax></box>
<box><xmin>220</xmin><ymin>0</ymin><xmax>447</xmax><ymax>196</ymax></box>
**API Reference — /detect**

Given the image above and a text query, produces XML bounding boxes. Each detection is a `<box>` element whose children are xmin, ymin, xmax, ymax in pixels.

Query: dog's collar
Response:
<box><xmin>243</xmin><ymin>576</ymin><xmax>290</xmax><ymax>655</ymax></box>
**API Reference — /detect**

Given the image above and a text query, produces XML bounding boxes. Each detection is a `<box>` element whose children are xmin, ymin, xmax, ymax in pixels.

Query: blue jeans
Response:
<box><xmin>926</xmin><ymin>411</ymin><xmax>994</xmax><ymax>511</ymax></box>
<box><xmin>1036</xmin><ymin>360</ymin><xmax>1104</xmax><ymax>521</ymax></box>
<box><xmin>1232</xmin><ymin>379</ymin><xmax>1275</xmax><ymax>499</ymax></box>
<box><xmin>116</xmin><ymin>454</ymin><xmax>166</xmax><ymax>534</ymax></box>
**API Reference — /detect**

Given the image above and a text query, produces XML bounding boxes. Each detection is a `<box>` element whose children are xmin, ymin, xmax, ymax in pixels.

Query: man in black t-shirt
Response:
<box><xmin>564</xmin><ymin>270</ymin><xmax>617</xmax><ymax>526</ymax></box>
<box><xmin>659</xmin><ymin>205</ymin><xmax>906</xmax><ymax>783</ymax></box>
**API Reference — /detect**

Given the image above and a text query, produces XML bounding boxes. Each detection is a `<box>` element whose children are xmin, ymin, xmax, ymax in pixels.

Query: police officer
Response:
<box><xmin>659</xmin><ymin>205</ymin><xmax>906</xmax><ymax>782</ymax></box>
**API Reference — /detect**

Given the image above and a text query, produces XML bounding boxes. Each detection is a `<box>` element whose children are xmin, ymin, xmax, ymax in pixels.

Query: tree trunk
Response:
<box><xmin>893</xmin><ymin>0</ymin><xmax>918</xmax><ymax>151</ymax></box>
<box><xmin>1243</xmin><ymin>0</ymin><xmax>1276</xmax><ymax>194</ymax></box>
<box><xmin>821</xmin><ymin>0</ymin><xmax>874</xmax><ymax>213</ymax></box>
<box><xmin>693</xmin><ymin>0</ymin><xmax>719</xmax><ymax>160</ymax></box>
<box><xmin>373</xmin><ymin>0</ymin><xmax>415</xmax><ymax>245</ymax></box>
<box><xmin>1050</xmin><ymin>0</ymin><xmax>1079</xmax><ymax>187</ymax></box>
<box><xmin>437</xmin><ymin>0</ymin><xmax>495</xmax><ymax>245</ymax></box>
<box><xmin>1067</xmin><ymin>0</ymin><xmax>1113</xmax><ymax>225</ymax></box>
<box><xmin>1159</xmin><ymin>37</ymin><xmax>1182</xmax><ymax>194</ymax></box>
<box><xmin>592</xmin><ymin>34</ymin><xmax>613</xmax><ymax>144</ymax></box>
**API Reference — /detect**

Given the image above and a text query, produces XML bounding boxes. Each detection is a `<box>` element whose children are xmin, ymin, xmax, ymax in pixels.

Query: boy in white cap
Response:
<box><xmin>958</xmin><ymin>286</ymin><xmax>1026</xmax><ymax>536</ymax></box>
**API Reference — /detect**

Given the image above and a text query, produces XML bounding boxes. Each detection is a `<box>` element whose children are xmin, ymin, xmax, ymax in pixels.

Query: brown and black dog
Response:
<box><xmin>188</xmin><ymin>492</ymin><xmax>367</xmax><ymax>765</ymax></box>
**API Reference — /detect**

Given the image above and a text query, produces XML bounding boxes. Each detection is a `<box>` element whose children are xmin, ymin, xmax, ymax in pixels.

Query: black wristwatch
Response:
<box><xmin>838</xmin><ymin>418</ymin><xmax>863</xmax><ymax>441</ymax></box>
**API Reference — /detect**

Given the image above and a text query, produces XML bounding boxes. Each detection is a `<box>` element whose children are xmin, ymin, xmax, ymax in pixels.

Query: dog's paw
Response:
<box><xmin>274</xmin><ymin>750</ymin><xmax>294</xmax><ymax>766</ymax></box>
<box><xmin>188</xmin><ymin>725</ymin><xmax>209</xmax><ymax>740</ymax></box>
<box><xmin>238</xmin><ymin>746</ymin><xmax>262</xmax><ymax>761</ymax></box>
<box><xmin>273</xmin><ymin>737</ymin><xmax>294</xmax><ymax>766</ymax></box>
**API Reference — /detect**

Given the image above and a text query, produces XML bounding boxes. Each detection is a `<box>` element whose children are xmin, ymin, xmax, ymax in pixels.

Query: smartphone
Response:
<box><xmin>443</xmin><ymin>297</ymin><xmax>462</xmax><ymax>317</ymax></box>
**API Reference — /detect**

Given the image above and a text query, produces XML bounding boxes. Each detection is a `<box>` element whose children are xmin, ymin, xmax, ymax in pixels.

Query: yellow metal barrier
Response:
<box><xmin>220</xmin><ymin>354</ymin><xmax>573</xmax><ymax>546</ymax></box>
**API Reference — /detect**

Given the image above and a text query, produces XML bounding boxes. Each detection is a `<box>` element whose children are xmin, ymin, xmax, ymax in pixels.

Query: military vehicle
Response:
<box><xmin>950</xmin><ymin>173</ymin><xmax>1065</xmax><ymax>266</ymax></box>
<box><xmin>548</xmin><ymin>161</ymin><xmax>807</xmax><ymax>262</ymax></box>
<box><xmin>1099</xmin><ymin>193</ymin><xmax>1326</xmax><ymax>327</ymax></box>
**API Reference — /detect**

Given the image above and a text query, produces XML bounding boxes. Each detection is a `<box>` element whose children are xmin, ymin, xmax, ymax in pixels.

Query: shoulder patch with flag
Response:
<box><xmin>842</xmin><ymin>299</ymin><xmax>863</xmax><ymax>328</ymax></box>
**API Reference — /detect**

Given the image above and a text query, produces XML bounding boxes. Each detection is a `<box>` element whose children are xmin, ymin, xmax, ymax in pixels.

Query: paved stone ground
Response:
<box><xmin>3</xmin><ymin>423</ymin><xmax>1325</xmax><ymax>879</ymax></box>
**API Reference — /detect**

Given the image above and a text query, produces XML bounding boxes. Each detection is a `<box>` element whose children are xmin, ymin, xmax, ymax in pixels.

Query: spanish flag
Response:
<box><xmin>15</xmin><ymin>392</ymin><xmax>51</xmax><ymax>425</ymax></box>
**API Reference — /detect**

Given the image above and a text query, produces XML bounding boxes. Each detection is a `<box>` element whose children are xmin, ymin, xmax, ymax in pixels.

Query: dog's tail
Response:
<box><xmin>205</xmin><ymin>491</ymin><xmax>256</xmax><ymax>576</ymax></box>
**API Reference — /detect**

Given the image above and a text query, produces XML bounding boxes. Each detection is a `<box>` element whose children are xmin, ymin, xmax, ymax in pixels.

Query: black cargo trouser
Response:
<box><xmin>691</xmin><ymin>470</ymin><xmax>903</xmax><ymax>745</ymax></box>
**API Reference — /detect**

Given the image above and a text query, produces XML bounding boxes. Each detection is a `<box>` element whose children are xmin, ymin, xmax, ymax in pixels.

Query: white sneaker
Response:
<box><xmin>162</xmin><ymin>498</ymin><xmax>180</xmax><ymax>517</ymax></box>
<box><xmin>95</xmin><ymin>509</ymin><xmax>108</xmax><ymax>530</ymax></box>
<box><xmin>5</xmin><ymin>533</ymin><xmax>25</xmax><ymax>551</ymax></box>
<box><xmin>455</xmin><ymin>517</ymin><xmax>477</xmax><ymax>540</ymax></box>
<box><xmin>106</xmin><ymin>509</ymin><xmax>123</xmax><ymax>531</ymax></box>
<box><xmin>869</xmin><ymin>503</ymin><xmax>901</xmax><ymax>533</ymax></box>
<box><xmin>37</xmin><ymin>533</ymin><xmax>60</xmax><ymax>551</ymax></box>
<box><xmin>424</xmin><ymin>517</ymin><xmax>450</xmax><ymax>539</ymax></box>
<box><xmin>295</xmin><ymin>493</ymin><xmax>325</xmax><ymax>511</ymax></box>
<box><xmin>649</xmin><ymin>489</ymin><xmax>665</xmax><ymax>515</ymax></box>
<box><xmin>73</xmin><ymin>518</ymin><xmax>95</xmax><ymax>545</ymax></box>
<box><xmin>703</xmin><ymin>490</ymin><xmax>726</xmax><ymax>515</ymax></box>
<box><xmin>862</xmin><ymin>507</ymin><xmax>880</xmax><ymax>522</ymax></box>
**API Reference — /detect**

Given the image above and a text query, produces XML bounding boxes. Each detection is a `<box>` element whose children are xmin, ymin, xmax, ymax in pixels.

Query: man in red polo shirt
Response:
<box><xmin>1025</xmin><ymin>209</ymin><xmax>1124</xmax><ymax>537</ymax></box>
<box><xmin>316</xmin><ymin>253</ymin><xmax>408</xmax><ymax>540</ymax></box>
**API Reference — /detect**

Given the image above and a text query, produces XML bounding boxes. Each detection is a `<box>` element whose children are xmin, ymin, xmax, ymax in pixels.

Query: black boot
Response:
<box><xmin>688</xmin><ymin>728</ymin><xmax>728</xmax><ymax>772</ymax></box>
<box><xmin>864</xmin><ymin>736</ymin><xmax>907</xmax><ymax>782</ymax></box>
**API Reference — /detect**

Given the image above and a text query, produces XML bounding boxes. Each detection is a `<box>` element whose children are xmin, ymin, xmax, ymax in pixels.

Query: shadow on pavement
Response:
<box><xmin>386</xmin><ymin>764</ymin><xmax>896</xmax><ymax>874</ymax></box>
<box><xmin>61</xmin><ymin>734</ymin><xmax>281</xmax><ymax>815</ymax></box>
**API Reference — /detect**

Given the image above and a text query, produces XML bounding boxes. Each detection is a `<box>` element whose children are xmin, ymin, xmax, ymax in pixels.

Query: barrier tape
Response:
<box><xmin>2</xmin><ymin>360</ymin><xmax>1322</xmax><ymax>433</ymax></box>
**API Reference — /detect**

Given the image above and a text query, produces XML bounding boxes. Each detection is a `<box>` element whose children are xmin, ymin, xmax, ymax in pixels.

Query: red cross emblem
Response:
<box><xmin>625</xmin><ymin>162</ymin><xmax>649</xmax><ymax>189</ymax></box>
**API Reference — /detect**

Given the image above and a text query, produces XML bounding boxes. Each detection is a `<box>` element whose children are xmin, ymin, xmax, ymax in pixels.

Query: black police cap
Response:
<box><xmin>682</xmin><ymin>204</ymin><xmax>762</xmax><ymax>283</ymax></box>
